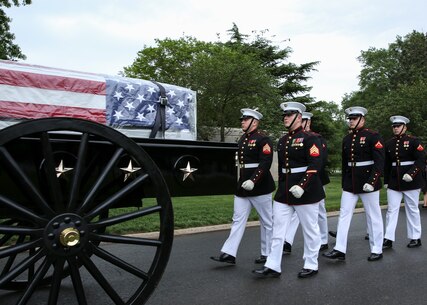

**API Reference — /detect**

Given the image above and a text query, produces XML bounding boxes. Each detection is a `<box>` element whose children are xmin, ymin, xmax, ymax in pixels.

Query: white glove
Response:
<box><xmin>289</xmin><ymin>185</ymin><xmax>304</xmax><ymax>198</ymax></box>
<box><xmin>241</xmin><ymin>180</ymin><xmax>254</xmax><ymax>191</ymax></box>
<box><xmin>363</xmin><ymin>183</ymin><xmax>374</xmax><ymax>192</ymax></box>
<box><xmin>383</xmin><ymin>184</ymin><xmax>388</xmax><ymax>189</ymax></box>
<box><xmin>402</xmin><ymin>174</ymin><xmax>413</xmax><ymax>182</ymax></box>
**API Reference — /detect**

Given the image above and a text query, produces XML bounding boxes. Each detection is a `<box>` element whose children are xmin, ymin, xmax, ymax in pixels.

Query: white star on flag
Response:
<box><xmin>125</xmin><ymin>83</ymin><xmax>135</xmax><ymax>92</ymax></box>
<box><xmin>177</xmin><ymin>100</ymin><xmax>185</xmax><ymax>108</ymax></box>
<box><xmin>167</xmin><ymin>107</ymin><xmax>175</xmax><ymax>115</ymax></box>
<box><xmin>147</xmin><ymin>104</ymin><xmax>156</xmax><ymax>112</ymax></box>
<box><xmin>167</xmin><ymin>90</ymin><xmax>176</xmax><ymax>98</ymax></box>
<box><xmin>125</xmin><ymin>101</ymin><xmax>135</xmax><ymax>111</ymax></box>
<box><xmin>137</xmin><ymin>112</ymin><xmax>146</xmax><ymax>121</ymax></box>
<box><xmin>175</xmin><ymin>118</ymin><xmax>183</xmax><ymax>125</ymax></box>
<box><xmin>136</xmin><ymin>94</ymin><xmax>145</xmax><ymax>102</ymax></box>
<box><xmin>147</xmin><ymin>87</ymin><xmax>156</xmax><ymax>94</ymax></box>
<box><xmin>113</xmin><ymin>110</ymin><xmax>123</xmax><ymax>120</ymax></box>
<box><xmin>113</xmin><ymin>91</ymin><xmax>123</xmax><ymax>101</ymax></box>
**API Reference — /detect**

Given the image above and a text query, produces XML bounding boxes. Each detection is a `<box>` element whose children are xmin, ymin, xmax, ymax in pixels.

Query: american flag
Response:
<box><xmin>0</xmin><ymin>60</ymin><xmax>195</xmax><ymax>135</ymax></box>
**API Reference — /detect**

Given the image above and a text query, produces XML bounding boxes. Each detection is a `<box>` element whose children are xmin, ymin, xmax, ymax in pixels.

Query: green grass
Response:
<box><xmin>109</xmin><ymin>174</ymin><xmax>393</xmax><ymax>234</ymax></box>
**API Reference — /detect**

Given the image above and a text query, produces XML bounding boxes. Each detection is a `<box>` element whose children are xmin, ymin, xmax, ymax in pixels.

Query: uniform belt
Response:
<box><xmin>347</xmin><ymin>160</ymin><xmax>374</xmax><ymax>167</ymax></box>
<box><xmin>282</xmin><ymin>166</ymin><xmax>308</xmax><ymax>174</ymax></box>
<box><xmin>238</xmin><ymin>163</ymin><xmax>259</xmax><ymax>169</ymax></box>
<box><xmin>392</xmin><ymin>161</ymin><xmax>415</xmax><ymax>166</ymax></box>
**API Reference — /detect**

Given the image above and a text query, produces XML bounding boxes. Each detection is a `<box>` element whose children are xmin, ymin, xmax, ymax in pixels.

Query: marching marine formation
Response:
<box><xmin>383</xmin><ymin>115</ymin><xmax>425</xmax><ymax>249</ymax></box>
<box><xmin>211</xmin><ymin>108</ymin><xmax>275</xmax><ymax>265</ymax></box>
<box><xmin>253</xmin><ymin>102</ymin><xmax>324</xmax><ymax>279</ymax></box>
<box><xmin>323</xmin><ymin>106</ymin><xmax>385</xmax><ymax>262</ymax></box>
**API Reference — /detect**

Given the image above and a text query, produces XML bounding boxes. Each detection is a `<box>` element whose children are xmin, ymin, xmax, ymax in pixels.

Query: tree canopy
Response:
<box><xmin>123</xmin><ymin>24</ymin><xmax>319</xmax><ymax>142</ymax></box>
<box><xmin>342</xmin><ymin>31</ymin><xmax>427</xmax><ymax>143</ymax></box>
<box><xmin>0</xmin><ymin>0</ymin><xmax>31</xmax><ymax>60</ymax></box>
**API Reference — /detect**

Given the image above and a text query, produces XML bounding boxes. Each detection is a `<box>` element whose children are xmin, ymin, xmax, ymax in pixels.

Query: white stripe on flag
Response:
<box><xmin>0</xmin><ymin>84</ymin><xmax>105</xmax><ymax>109</ymax></box>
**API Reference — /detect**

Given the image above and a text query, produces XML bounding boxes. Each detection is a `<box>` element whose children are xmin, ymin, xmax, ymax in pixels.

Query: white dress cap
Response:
<box><xmin>280</xmin><ymin>102</ymin><xmax>306</xmax><ymax>114</ymax></box>
<box><xmin>344</xmin><ymin>106</ymin><xmax>368</xmax><ymax>118</ymax></box>
<box><xmin>240</xmin><ymin>108</ymin><xmax>263</xmax><ymax>120</ymax></box>
<box><xmin>302</xmin><ymin>112</ymin><xmax>313</xmax><ymax>120</ymax></box>
<box><xmin>390</xmin><ymin>115</ymin><xmax>410</xmax><ymax>125</ymax></box>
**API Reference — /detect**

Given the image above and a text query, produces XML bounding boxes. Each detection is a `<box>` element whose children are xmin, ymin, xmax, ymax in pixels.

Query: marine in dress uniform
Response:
<box><xmin>383</xmin><ymin>115</ymin><xmax>425</xmax><ymax>249</ymax></box>
<box><xmin>253</xmin><ymin>102</ymin><xmax>324</xmax><ymax>279</ymax></box>
<box><xmin>211</xmin><ymin>108</ymin><xmax>275</xmax><ymax>265</ymax></box>
<box><xmin>323</xmin><ymin>106</ymin><xmax>385</xmax><ymax>262</ymax></box>
<box><xmin>283</xmin><ymin>112</ymin><xmax>331</xmax><ymax>253</ymax></box>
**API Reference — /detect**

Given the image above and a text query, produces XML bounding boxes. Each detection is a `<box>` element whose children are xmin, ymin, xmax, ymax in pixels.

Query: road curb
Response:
<box><xmin>131</xmin><ymin>205</ymin><xmax>392</xmax><ymax>239</ymax></box>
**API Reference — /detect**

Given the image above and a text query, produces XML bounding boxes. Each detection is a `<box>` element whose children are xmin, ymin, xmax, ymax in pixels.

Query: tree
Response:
<box><xmin>342</xmin><ymin>31</ymin><xmax>427</xmax><ymax>143</ymax></box>
<box><xmin>0</xmin><ymin>0</ymin><xmax>31</xmax><ymax>60</ymax></box>
<box><xmin>123</xmin><ymin>25</ymin><xmax>320</xmax><ymax>142</ymax></box>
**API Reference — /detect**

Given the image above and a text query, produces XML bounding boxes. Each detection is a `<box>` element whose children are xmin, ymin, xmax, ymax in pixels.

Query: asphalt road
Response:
<box><xmin>147</xmin><ymin>206</ymin><xmax>427</xmax><ymax>305</ymax></box>
<box><xmin>2</xmin><ymin>206</ymin><xmax>427</xmax><ymax>305</ymax></box>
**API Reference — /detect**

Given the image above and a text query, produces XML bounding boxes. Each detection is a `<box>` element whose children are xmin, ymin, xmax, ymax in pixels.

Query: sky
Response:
<box><xmin>5</xmin><ymin>0</ymin><xmax>427</xmax><ymax>104</ymax></box>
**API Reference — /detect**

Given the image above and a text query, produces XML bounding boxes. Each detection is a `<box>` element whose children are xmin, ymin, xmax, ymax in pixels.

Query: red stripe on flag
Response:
<box><xmin>0</xmin><ymin>68</ymin><xmax>106</xmax><ymax>95</ymax></box>
<box><xmin>0</xmin><ymin>100</ymin><xmax>106</xmax><ymax>124</ymax></box>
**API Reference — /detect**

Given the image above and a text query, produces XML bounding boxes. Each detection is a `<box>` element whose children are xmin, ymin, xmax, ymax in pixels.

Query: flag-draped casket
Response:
<box><xmin>0</xmin><ymin>60</ymin><xmax>197</xmax><ymax>140</ymax></box>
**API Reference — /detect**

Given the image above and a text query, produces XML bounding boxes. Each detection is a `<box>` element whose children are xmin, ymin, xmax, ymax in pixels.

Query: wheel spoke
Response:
<box><xmin>84</xmin><ymin>173</ymin><xmax>148</xmax><ymax>221</ymax></box>
<box><xmin>68</xmin><ymin>257</ymin><xmax>88</xmax><ymax>305</ymax></box>
<box><xmin>1</xmin><ymin>235</ymin><xmax>26</xmax><ymax>277</ymax></box>
<box><xmin>90</xmin><ymin>205</ymin><xmax>162</xmax><ymax>230</ymax></box>
<box><xmin>90</xmin><ymin>233</ymin><xmax>162</xmax><ymax>247</ymax></box>
<box><xmin>78</xmin><ymin>252</ymin><xmax>125</xmax><ymax>305</ymax></box>
<box><xmin>0</xmin><ymin>225</ymin><xmax>43</xmax><ymax>236</ymax></box>
<box><xmin>47</xmin><ymin>258</ymin><xmax>66</xmax><ymax>305</ymax></box>
<box><xmin>40</xmin><ymin>132</ymin><xmax>64</xmax><ymax>212</ymax></box>
<box><xmin>91</xmin><ymin>244</ymin><xmax>149</xmax><ymax>280</ymax></box>
<box><xmin>0</xmin><ymin>239</ymin><xmax>42</xmax><ymax>259</ymax></box>
<box><xmin>15</xmin><ymin>256</ymin><xmax>52</xmax><ymax>305</ymax></box>
<box><xmin>0</xmin><ymin>195</ymin><xmax>47</xmax><ymax>225</ymax></box>
<box><xmin>0</xmin><ymin>146</ymin><xmax>54</xmax><ymax>217</ymax></box>
<box><xmin>0</xmin><ymin>248</ymin><xmax>45</xmax><ymax>287</ymax></box>
<box><xmin>67</xmin><ymin>133</ymin><xmax>89</xmax><ymax>212</ymax></box>
<box><xmin>78</xmin><ymin>147</ymin><xmax>124</xmax><ymax>214</ymax></box>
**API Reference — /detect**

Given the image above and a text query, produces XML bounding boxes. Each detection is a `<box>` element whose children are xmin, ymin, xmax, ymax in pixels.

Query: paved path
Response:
<box><xmin>2</xmin><ymin>206</ymin><xmax>427</xmax><ymax>305</ymax></box>
<box><xmin>147</xmin><ymin>206</ymin><xmax>427</xmax><ymax>305</ymax></box>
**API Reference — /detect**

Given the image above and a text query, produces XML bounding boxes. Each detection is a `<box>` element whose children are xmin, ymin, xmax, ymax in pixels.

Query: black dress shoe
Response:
<box><xmin>254</xmin><ymin>255</ymin><xmax>267</xmax><ymax>264</ymax></box>
<box><xmin>298</xmin><ymin>268</ymin><xmax>318</xmax><ymax>278</ymax></box>
<box><xmin>283</xmin><ymin>241</ymin><xmax>292</xmax><ymax>254</ymax></box>
<box><xmin>407</xmin><ymin>239</ymin><xmax>422</xmax><ymax>248</ymax></box>
<box><xmin>210</xmin><ymin>253</ymin><xmax>236</xmax><ymax>264</ymax></box>
<box><xmin>319</xmin><ymin>244</ymin><xmax>329</xmax><ymax>251</ymax></box>
<box><xmin>382</xmin><ymin>238</ymin><xmax>393</xmax><ymax>249</ymax></box>
<box><xmin>328</xmin><ymin>231</ymin><xmax>337</xmax><ymax>238</ymax></box>
<box><xmin>367</xmin><ymin>253</ymin><xmax>383</xmax><ymax>261</ymax></box>
<box><xmin>365</xmin><ymin>233</ymin><xmax>370</xmax><ymax>240</ymax></box>
<box><xmin>322</xmin><ymin>249</ymin><xmax>345</xmax><ymax>261</ymax></box>
<box><xmin>252</xmin><ymin>266</ymin><xmax>281</xmax><ymax>278</ymax></box>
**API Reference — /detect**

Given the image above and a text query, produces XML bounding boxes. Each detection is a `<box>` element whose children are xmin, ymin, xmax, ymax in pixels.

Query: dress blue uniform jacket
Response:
<box><xmin>235</xmin><ymin>129</ymin><xmax>276</xmax><ymax>197</ymax></box>
<box><xmin>384</xmin><ymin>133</ymin><xmax>426</xmax><ymax>191</ymax></box>
<box><xmin>311</xmin><ymin>131</ymin><xmax>330</xmax><ymax>186</ymax></box>
<box><xmin>274</xmin><ymin>126</ymin><xmax>325</xmax><ymax>205</ymax></box>
<box><xmin>342</xmin><ymin>128</ymin><xmax>385</xmax><ymax>193</ymax></box>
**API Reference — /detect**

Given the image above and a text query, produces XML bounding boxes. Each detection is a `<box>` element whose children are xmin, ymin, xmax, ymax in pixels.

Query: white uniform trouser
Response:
<box><xmin>385</xmin><ymin>188</ymin><xmax>422</xmax><ymax>241</ymax></box>
<box><xmin>335</xmin><ymin>191</ymin><xmax>383</xmax><ymax>254</ymax></box>
<box><xmin>285</xmin><ymin>192</ymin><xmax>328</xmax><ymax>245</ymax></box>
<box><xmin>221</xmin><ymin>194</ymin><xmax>273</xmax><ymax>257</ymax></box>
<box><xmin>265</xmin><ymin>201</ymin><xmax>321</xmax><ymax>273</ymax></box>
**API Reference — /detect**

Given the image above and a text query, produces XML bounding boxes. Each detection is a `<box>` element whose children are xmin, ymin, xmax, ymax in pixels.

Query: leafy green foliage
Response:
<box><xmin>343</xmin><ymin>31</ymin><xmax>427</xmax><ymax>144</ymax></box>
<box><xmin>0</xmin><ymin>0</ymin><xmax>31</xmax><ymax>60</ymax></box>
<box><xmin>122</xmin><ymin>24</ymin><xmax>319</xmax><ymax>142</ymax></box>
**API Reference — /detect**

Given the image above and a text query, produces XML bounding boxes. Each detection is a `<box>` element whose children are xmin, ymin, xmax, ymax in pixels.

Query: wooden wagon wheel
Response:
<box><xmin>0</xmin><ymin>118</ymin><xmax>174</xmax><ymax>305</ymax></box>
